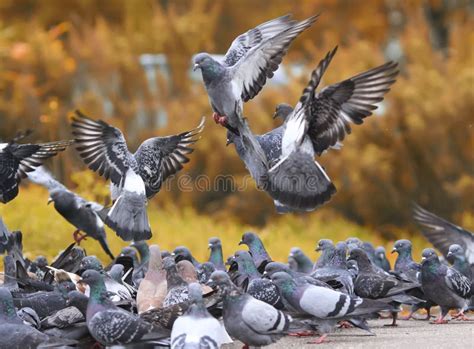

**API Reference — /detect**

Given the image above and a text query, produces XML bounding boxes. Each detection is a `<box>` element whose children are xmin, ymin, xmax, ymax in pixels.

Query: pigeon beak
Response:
<box><xmin>193</xmin><ymin>63</ymin><xmax>200</xmax><ymax>71</ymax></box>
<box><xmin>238</xmin><ymin>240</ymin><xmax>243</xmax><ymax>245</ymax></box>
<box><xmin>315</xmin><ymin>247</ymin><xmax>321</xmax><ymax>252</ymax></box>
<box><xmin>47</xmin><ymin>197</ymin><xmax>53</xmax><ymax>205</ymax></box>
<box><xmin>391</xmin><ymin>248</ymin><xmax>397</xmax><ymax>254</ymax></box>
<box><xmin>447</xmin><ymin>252</ymin><xmax>453</xmax><ymax>258</ymax></box>
<box><xmin>262</xmin><ymin>271</ymin><xmax>269</xmax><ymax>279</ymax></box>
<box><xmin>171</xmin><ymin>252</ymin><xmax>176</xmax><ymax>256</ymax></box>
<box><xmin>273</xmin><ymin>112</ymin><xmax>278</xmax><ymax>119</ymax></box>
<box><xmin>421</xmin><ymin>256</ymin><xmax>426</xmax><ymax>261</ymax></box>
<box><xmin>226</xmin><ymin>139</ymin><xmax>231</xmax><ymax>146</ymax></box>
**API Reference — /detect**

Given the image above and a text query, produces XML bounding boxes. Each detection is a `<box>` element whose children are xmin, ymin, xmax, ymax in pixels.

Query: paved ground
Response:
<box><xmin>223</xmin><ymin>315</ymin><xmax>474</xmax><ymax>348</ymax></box>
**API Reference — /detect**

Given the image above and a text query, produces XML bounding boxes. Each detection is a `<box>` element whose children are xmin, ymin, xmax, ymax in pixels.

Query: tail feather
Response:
<box><xmin>267</xmin><ymin>151</ymin><xmax>336</xmax><ymax>211</ymax></box>
<box><xmin>97</xmin><ymin>235</ymin><xmax>115</xmax><ymax>260</ymax></box>
<box><xmin>105</xmin><ymin>191</ymin><xmax>151</xmax><ymax>241</ymax></box>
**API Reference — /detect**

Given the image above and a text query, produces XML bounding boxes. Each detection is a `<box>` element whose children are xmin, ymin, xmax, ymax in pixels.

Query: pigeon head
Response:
<box><xmin>289</xmin><ymin>247</ymin><xmax>303</xmax><ymax>259</ymax></box>
<box><xmin>348</xmin><ymin>248</ymin><xmax>372</xmax><ymax>270</ymax></box>
<box><xmin>447</xmin><ymin>244</ymin><xmax>465</xmax><ymax>261</ymax></box>
<box><xmin>392</xmin><ymin>239</ymin><xmax>412</xmax><ymax>255</ymax></box>
<box><xmin>163</xmin><ymin>256</ymin><xmax>177</xmax><ymax>270</ymax></box>
<box><xmin>177</xmin><ymin>260</ymin><xmax>198</xmax><ymax>283</ymax></box>
<box><xmin>239</xmin><ymin>231</ymin><xmax>258</xmax><ymax>246</ymax></box>
<box><xmin>0</xmin><ymin>287</ymin><xmax>19</xmax><ymax>321</ymax></box>
<box><xmin>208</xmin><ymin>237</ymin><xmax>222</xmax><ymax>249</ymax></box>
<box><xmin>346</xmin><ymin>237</ymin><xmax>363</xmax><ymax>251</ymax></box>
<box><xmin>315</xmin><ymin>239</ymin><xmax>334</xmax><ymax>252</ymax></box>
<box><xmin>148</xmin><ymin>245</ymin><xmax>163</xmax><ymax>271</ymax></box>
<box><xmin>120</xmin><ymin>246</ymin><xmax>138</xmax><ymax>261</ymax></box>
<box><xmin>273</xmin><ymin>103</ymin><xmax>294</xmax><ymax>120</ymax></box>
<box><xmin>193</xmin><ymin>53</ymin><xmax>223</xmax><ymax>82</ymax></box>
<box><xmin>108</xmin><ymin>264</ymin><xmax>124</xmax><ymax>282</ymax></box>
<box><xmin>172</xmin><ymin>246</ymin><xmax>193</xmax><ymax>263</ymax></box>
<box><xmin>347</xmin><ymin>259</ymin><xmax>359</xmax><ymax>273</ymax></box>
<box><xmin>375</xmin><ymin>246</ymin><xmax>386</xmax><ymax>258</ymax></box>
<box><xmin>234</xmin><ymin>250</ymin><xmax>259</xmax><ymax>276</ymax></box>
<box><xmin>161</xmin><ymin>250</ymin><xmax>171</xmax><ymax>259</ymax></box>
<box><xmin>80</xmin><ymin>269</ymin><xmax>103</xmax><ymax>286</ymax></box>
<box><xmin>79</xmin><ymin>256</ymin><xmax>104</xmax><ymax>273</ymax></box>
<box><xmin>225</xmin><ymin>255</ymin><xmax>235</xmax><ymax>266</ymax></box>
<box><xmin>264</xmin><ymin>262</ymin><xmax>291</xmax><ymax>279</ymax></box>
<box><xmin>66</xmin><ymin>290</ymin><xmax>89</xmax><ymax>315</ymax></box>
<box><xmin>208</xmin><ymin>271</ymin><xmax>234</xmax><ymax>292</ymax></box>
<box><xmin>421</xmin><ymin>248</ymin><xmax>438</xmax><ymax>263</ymax></box>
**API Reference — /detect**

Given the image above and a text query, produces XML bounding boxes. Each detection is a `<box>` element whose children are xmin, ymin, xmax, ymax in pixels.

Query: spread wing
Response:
<box><xmin>134</xmin><ymin>117</ymin><xmax>205</xmax><ymax>198</ymax></box>
<box><xmin>302</xmin><ymin>54</ymin><xmax>398</xmax><ymax>155</ymax></box>
<box><xmin>223</xmin><ymin>14</ymin><xmax>296</xmax><ymax>67</ymax></box>
<box><xmin>230</xmin><ymin>15</ymin><xmax>317</xmax><ymax>102</ymax></box>
<box><xmin>413</xmin><ymin>204</ymin><xmax>474</xmax><ymax>264</ymax></box>
<box><xmin>71</xmin><ymin>110</ymin><xmax>132</xmax><ymax>187</ymax></box>
<box><xmin>445</xmin><ymin>267</ymin><xmax>471</xmax><ymax>298</ymax></box>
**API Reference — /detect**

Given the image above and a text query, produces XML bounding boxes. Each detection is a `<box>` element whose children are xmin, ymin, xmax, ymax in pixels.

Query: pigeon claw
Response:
<box><xmin>338</xmin><ymin>320</ymin><xmax>353</xmax><ymax>328</ymax></box>
<box><xmin>431</xmin><ymin>315</ymin><xmax>448</xmax><ymax>324</ymax></box>
<box><xmin>288</xmin><ymin>330</ymin><xmax>316</xmax><ymax>337</ymax></box>
<box><xmin>452</xmin><ymin>312</ymin><xmax>471</xmax><ymax>321</ymax></box>
<box><xmin>73</xmin><ymin>230</ymin><xmax>88</xmax><ymax>245</ymax></box>
<box><xmin>307</xmin><ymin>334</ymin><xmax>329</xmax><ymax>344</ymax></box>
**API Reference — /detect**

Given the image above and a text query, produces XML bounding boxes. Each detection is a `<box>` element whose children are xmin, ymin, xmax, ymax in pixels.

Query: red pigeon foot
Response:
<box><xmin>212</xmin><ymin>112</ymin><xmax>220</xmax><ymax>124</ymax></box>
<box><xmin>73</xmin><ymin>230</ymin><xmax>88</xmax><ymax>245</ymax></box>
<box><xmin>432</xmin><ymin>316</ymin><xmax>448</xmax><ymax>324</ymax></box>
<box><xmin>338</xmin><ymin>320</ymin><xmax>353</xmax><ymax>328</ymax></box>
<box><xmin>307</xmin><ymin>334</ymin><xmax>329</xmax><ymax>344</ymax></box>
<box><xmin>288</xmin><ymin>330</ymin><xmax>316</xmax><ymax>337</ymax></box>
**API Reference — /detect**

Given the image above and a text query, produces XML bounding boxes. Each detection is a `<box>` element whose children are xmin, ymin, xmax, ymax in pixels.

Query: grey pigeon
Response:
<box><xmin>16</xmin><ymin>307</ymin><xmax>41</xmax><ymax>329</ymax></box>
<box><xmin>361</xmin><ymin>242</ymin><xmax>378</xmax><ymax>265</ymax></box>
<box><xmin>40</xmin><ymin>305</ymin><xmax>84</xmax><ymax>329</ymax></box>
<box><xmin>27</xmin><ymin>255</ymin><xmax>49</xmax><ymax>280</ymax></box>
<box><xmin>71</xmin><ymin>111</ymin><xmax>204</xmax><ymax>241</ymax></box>
<box><xmin>239</xmin><ymin>231</ymin><xmax>272</xmax><ymax>273</ymax></box>
<box><xmin>120</xmin><ymin>246</ymin><xmax>140</xmax><ymax>269</ymax></box>
<box><xmin>131</xmin><ymin>240</ymin><xmax>150</xmax><ymax>279</ymax></box>
<box><xmin>447</xmin><ymin>244</ymin><xmax>474</xmax><ymax>312</ymax></box>
<box><xmin>232</xmin><ymin>250</ymin><xmax>283</xmax><ymax>309</ymax></box>
<box><xmin>374</xmin><ymin>246</ymin><xmax>391</xmax><ymax>272</ymax></box>
<box><xmin>163</xmin><ymin>257</ymin><xmax>189</xmax><ymax>307</ymax></box>
<box><xmin>208</xmin><ymin>237</ymin><xmax>226</xmax><ymax>271</ymax></box>
<box><xmin>66</xmin><ymin>290</ymin><xmax>89</xmax><ymax>317</ymax></box>
<box><xmin>312</xmin><ymin>241</ymin><xmax>354</xmax><ymax>294</ymax></box>
<box><xmin>209</xmin><ymin>271</ymin><xmax>291</xmax><ymax>347</ymax></box>
<box><xmin>27</xmin><ymin>166</ymin><xmax>114</xmax><ymax>259</ymax></box>
<box><xmin>289</xmin><ymin>247</ymin><xmax>313</xmax><ymax>274</ymax></box>
<box><xmin>194</xmin><ymin>14</ymin><xmax>317</xmax><ymax>134</ymax></box>
<box><xmin>80</xmin><ymin>269</ymin><xmax>155</xmax><ymax>345</ymax></box>
<box><xmin>3</xmin><ymin>255</ymin><xmax>19</xmax><ymax>291</ymax></box>
<box><xmin>346</xmin><ymin>237</ymin><xmax>363</xmax><ymax>251</ymax></box>
<box><xmin>271</xmin><ymin>272</ymin><xmax>390</xmax><ymax>344</ymax></box>
<box><xmin>197</xmin><ymin>262</ymin><xmax>217</xmax><ymax>284</ymax></box>
<box><xmin>0</xmin><ymin>132</ymin><xmax>72</xmax><ymax>204</ymax></box>
<box><xmin>172</xmin><ymin>246</ymin><xmax>200</xmax><ymax>267</ymax></box>
<box><xmin>0</xmin><ymin>287</ymin><xmax>77</xmax><ymax>348</ymax></box>
<box><xmin>313</xmin><ymin>239</ymin><xmax>335</xmax><ymax>270</ymax></box>
<box><xmin>392</xmin><ymin>239</ymin><xmax>435</xmax><ymax>320</ymax></box>
<box><xmin>414</xmin><ymin>204</ymin><xmax>474</xmax><ymax>265</ymax></box>
<box><xmin>420</xmin><ymin>248</ymin><xmax>471</xmax><ymax>323</ymax></box>
<box><xmin>170</xmin><ymin>283</ymin><xmax>229</xmax><ymax>349</ymax></box>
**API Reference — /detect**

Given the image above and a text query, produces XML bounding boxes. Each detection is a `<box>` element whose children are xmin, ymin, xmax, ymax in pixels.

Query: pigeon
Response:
<box><xmin>163</xmin><ymin>257</ymin><xmax>189</xmax><ymax>307</ymax></box>
<box><xmin>0</xmin><ymin>287</ymin><xmax>76</xmax><ymax>348</ymax></box>
<box><xmin>420</xmin><ymin>248</ymin><xmax>471</xmax><ymax>323</ymax></box>
<box><xmin>66</xmin><ymin>290</ymin><xmax>89</xmax><ymax>317</ymax></box>
<box><xmin>271</xmin><ymin>272</ymin><xmax>391</xmax><ymax>344</ymax></box>
<box><xmin>0</xmin><ymin>133</ymin><xmax>72</xmax><ymax>204</ymax></box>
<box><xmin>132</xmin><ymin>240</ymin><xmax>150</xmax><ymax>277</ymax></box>
<box><xmin>361</xmin><ymin>242</ymin><xmax>378</xmax><ymax>265</ymax></box>
<box><xmin>208</xmin><ymin>271</ymin><xmax>291</xmax><ymax>347</ymax></box>
<box><xmin>172</xmin><ymin>246</ymin><xmax>200</xmax><ymax>267</ymax></box>
<box><xmin>40</xmin><ymin>305</ymin><xmax>84</xmax><ymax>329</ymax></box>
<box><xmin>232</xmin><ymin>250</ymin><xmax>283</xmax><ymax>309</ymax></box>
<box><xmin>176</xmin><ymin>260</ymin><xmax>214</xmax><ymax>295</ymax></box>
<box><xmin>71</xmin><ymin>110</ymin><xmax>204</xmax><ymax>241</ymax></box>
<box><xmin>374</xmin><ymin>246</ymin><xmax>391</xmax><ymax>272</ymax></box>
<box><xmin>27</xmin><ymin>255</ymin><xmax>49</xmax><ymax>280</ymax></box>
<box><xmin>413</xmin><ymin>204</ymin><xmax>474</xmax><ymax>265</ymax></box>
<box><xmin>239</xmin><ymin>231</ymin><xmax>272</xmax><ymax>273</ymax></box>
<box><xmin>447</xmin><ymin>244</ymin><xmax>474</xmax><ymax>312</ymax></box>
<box><xmin>289</xmin><ymin>247</ymin><xmax>313</xmax><ymax>274</ymax></box>
<box><xmin>2</xmin><ymin>255</ymin><xmax>19</xmax><ymax>291</ymax></box>
<box><xmin>80</xmin><ymin>269</ymin><xmax>155</xmax><ymax>345</ymax></box>
<box><xmin>119</xmin><ymin>246</ymin><xmax>140</xmax><ymax>269</ymax></box>
<box><xmin>170</xmin><ymin>283</ymin><xmax>229</xmax><ymax>349</ymax></box>
<box><xmin>208</xmin><ymin>237</ymin><xmax>226</xmax><ymax>271</ymax></box>
<box><xmin>312</xmin><ymin>241</ymin><xmax>354</xmax><ymax>294</ymax></box>
<box><xmin>79</xmin><ymin>255</ymin><xmax>132</xmax><ymax>301</ymax></box>
<box><xmin>197</xmin><ymin>262</ymin><xmax>217</xmax><ymax>284</ymax></box>
<box><xmin>16</xmin><ymin>307</ymin><xmax>41</xmax><ymax>329</ymax></box>
<box><xmin>27</xmin><ymin>166</ymin><xmax>115</xmax><ymax>259</ymax></box>
<box><xmin>193</xmin><ymin>14</ymin><xmax>318</xmax><ymax>134</ymax></box>
<box><xmin>137</xmin><ymin>245</ymin><xmax>167</xmax><ymax>313</ymax></box>
<box><xmin>348</xmin><ymin>248</ymin><xmax>421</xmax><ymax>326</ymax></box>
<box><xmin>313</xmin><ymin>239</ymin><xmax>335</xmax><ymax>270</ymax></box>
<box><xmin>346</xmin><ymin>237</ymin><xmax>363</xmax><ymax>251</ymax></box>
<box><xmin>108</xmin><ymin>264</ymin><xmax>124</xmax><ymax>283</ymax></box>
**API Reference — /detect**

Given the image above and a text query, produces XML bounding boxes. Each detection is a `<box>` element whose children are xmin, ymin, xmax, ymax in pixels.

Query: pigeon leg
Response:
<box><xmin>384</xmin><ymin>312</ymin><xmax>398</xmax><ymax>327</ymax></box>
<box><xmin>73</xmin><ymin>230</ymin><xmax>88</xmax><ymax>245</ymax></box>
<box><xmin>288</xmin><ymin>330</ymin><xmax>316</xmax><ymax>337</ymax></box>
<box><xmin>452</xmin><ymin>311</ymin><xmax>471</xmax><ymax>321</ymax></box>
<box><xmin>212</xmin><ymin>112</ymin><xmax>221</xmax><ymax>124</ymax></box>
<box><xmin>338</xmin><ymin>320</ymin><xmax>353</xmax><ymax>328</ymax></box>
<box><xmin>217</xmin><ymin>115</ymin><xmax>228</xmax><ymax>127</ymax></box>
<box><xmin>432</xmin><ymin>314</ymin><xmax>448</xmax><ymax>324</ymax></box>
<box><xmin>307</xmin><ymin>334</ymin><xmax>329</xmax><ymax>344</ymax></box>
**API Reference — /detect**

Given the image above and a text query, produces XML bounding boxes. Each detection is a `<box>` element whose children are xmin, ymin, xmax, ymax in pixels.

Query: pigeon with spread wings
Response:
<box><xmin>193</xmin><ymin>14</ymin><xmax>318</xmax><ymax>134</ymax></box>
<box><xmin>71</xmin><ymin>111</ymin><xmax>204</xmax><ymax>241</ymax></box>
<box><xmin>0</xmin><ymin>131</ymin><xmax>72</xmax><ymax>204</ymax></box>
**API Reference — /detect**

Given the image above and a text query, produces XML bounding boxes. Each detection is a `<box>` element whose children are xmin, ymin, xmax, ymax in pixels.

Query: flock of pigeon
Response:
<box><xmin>0</xmin><ymin>13</ymin><xmax>472</xmax><ymax>348</ymax></box>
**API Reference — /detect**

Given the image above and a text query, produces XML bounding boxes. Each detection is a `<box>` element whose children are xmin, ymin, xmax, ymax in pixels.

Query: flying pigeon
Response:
<box><xmin>208</xmin><ymin>271</ymin><xmax>291</xmax><ymax>347</ymax></box>
<box><xmin>413</xmin><ymin>204</ymin><xmax>474</xmax><ymax>265</ymax></box>
<box><xmin>420</xmin><ymin>248</ymin><xmax>472</xmax><ymax>323</ymax></box>
<box><xmin>71</xmin><ymin>111</ymin><xmax>204</xmax><ymax>241</ymax></box>
<box><xmin>271</xmin><ymin>271</ymin><xmax>391</xmax><ymax>343</ymax></box>
<box><xmin>374</xmin><ymin>246</ymin><xmax>391</xmax><ymax>272</ymax></box>
<box><xmin>193</xmin><ymin>14</ymin><xmax>318</xmax><ymax>133</ymax></box>
<box><xmin>0</xmin><ymin>132</ymin><xmax>72</xmax><ymax>204</ymax></box>
<box><xmin>208</xmin><ymin>237</ymin><xmax>226</xmax><ymax>271</ymax></box>
<box><xmin>27</xmin><ymin>166</ymin><xmax>115</xmax><ymax>259</ymax></box>
<box><xmin>170</xmin><ymin>283</ymin><xmax>229</xmax><ymax>349</ymax></box>
<box><xmin>80</xmin><ymin>269</ymin><xmax>155</xmax><ymax>345</ymax></box>
<box><xmin>289</xmin><ymin>247</ymin><xmax>313</xmax><ymax>274</ymax></box>
<box><xmin>137</xmin><ymin>245</ymin><xmax>167</xmax><ymax>314</ymax></box>
<box><xmin>239</xmin><ymin>231</ymin><xmax>272</xmax><ymax>273</ymax></box>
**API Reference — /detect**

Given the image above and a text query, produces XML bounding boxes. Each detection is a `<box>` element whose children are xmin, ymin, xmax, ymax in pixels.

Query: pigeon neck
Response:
<box><xmin>421</xmin><ymin>258</ymin><xmax>443</xmax><ymax>279</ymax></box>
<box><xmin>0</xmin><ymin>296</ymin><xmax>21</xmax><ymax>323</ymax></box>
<box><xmin>201</xmin><ymin>62</ymin><xmax>225</xmax><ymax>86</ymax></box>
<box><xmin>166</xmin><ymin>266</ymin><xmax>187</xmax><ymax>289</ymax></box>
<box><xmin>248</xmin><ymin>240</ymin><xmax>270</xmax><ymax>264</ymax></box>
<box><xmin>314</xmin><ymin>248</ymin><xmax>335</xmax><ymax>268</ymax></box>
<box><xmin>394</xmin><ymin>251</ymin><xmax>413</xmax><ymax>271</ymax></box>
<box><xmin>452</xmin><ymin>258</ymin><xmax>470</xmax><ymax>277</ymax></box>
<box><xmin>209</xmin><ymin>246</ymin><xmax>225</xmax><ymax>269</ymax></box>
<box><xmin>187</xmin><ymin>301</ymin><xmax>208</xmax><ymax>318</ymax></box>
<box><xmin>238</xmin><ymin>256</ymin><xmax>260</xmax><ymax>279</ymax></box>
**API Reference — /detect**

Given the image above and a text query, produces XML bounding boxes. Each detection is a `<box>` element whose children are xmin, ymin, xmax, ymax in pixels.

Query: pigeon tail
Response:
<box><xmin>106</xmin><ymin>190</ymin><xmax>151</xmax><ymax>242</ymax></box>
<box><xmin>97</xmin><ymin>235</ymin><xmax>115</xmax><ymax>260</ymax></box>
<box><xmin>266</xmin><ymin>151</ymin><xmax>336</xmax><ymax>211</ymax></box>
